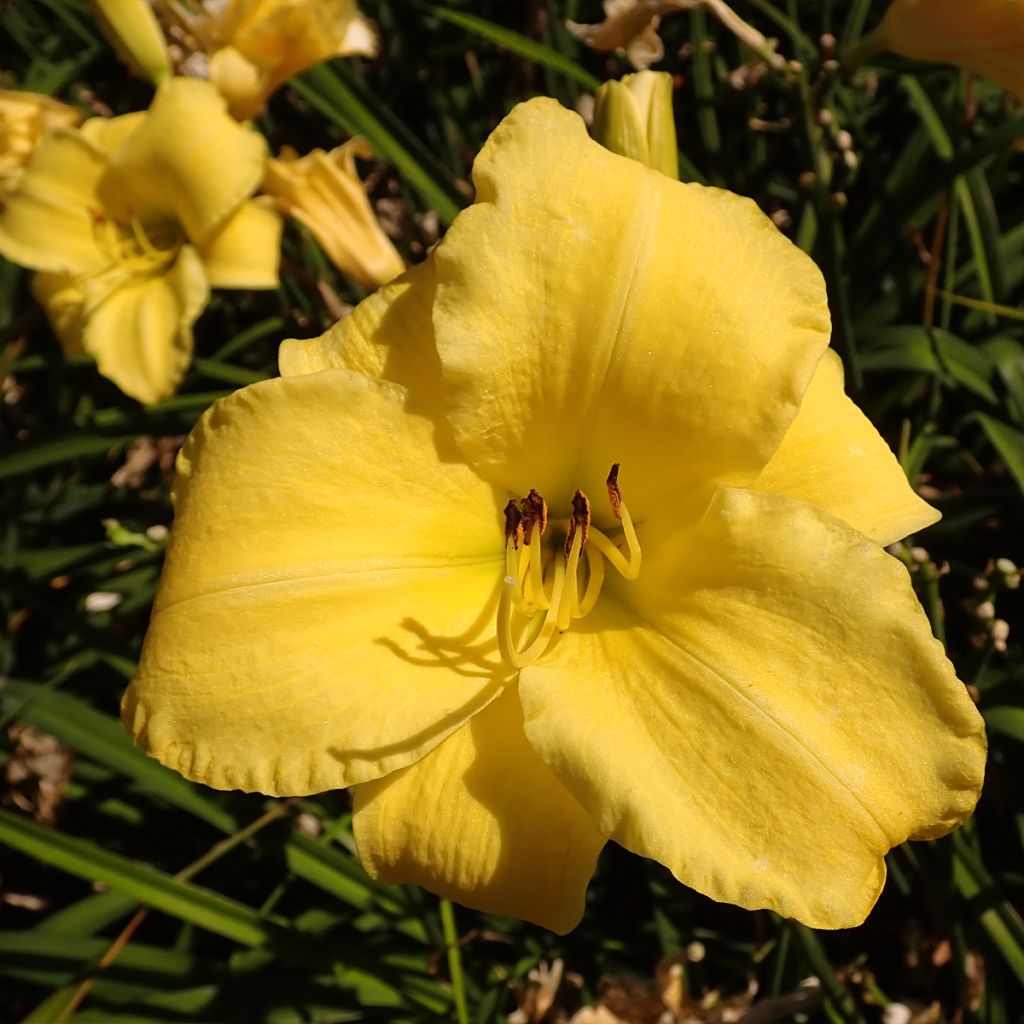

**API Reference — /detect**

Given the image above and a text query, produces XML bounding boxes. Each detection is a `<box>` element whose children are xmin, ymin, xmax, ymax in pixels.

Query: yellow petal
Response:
<box><xmin>353</xmin><ymin>687</ymin><xmax>605</xmax><ymax>934</ymax></box>
<box><xmin>101</xmin><ymin>78</ymin><xmax>266</xmax><ymax>245</ymax></box>
<box><xmin>433</xmin><ymin>98</ymin><xmax>830</xmax><ymax>520</ymax></box>
<box><xmin>0</xmin><ymin>89</ymin><xmax>81</xmax><ymax>192</ymax></box>
<box><xmin>198</xmin><ymin>197</ymin><xmax>282</xmax><ymax>288</ymax></box>
<box><xmin>756</xmin><ymin>349</ymin><xmax>939</xmax><ymax>545</ymax></box>
<box><xmin>207</xmin><ymin>45</ymin><xmax>267</xmax><ymax>123</ymax></box>
<box><xmin>878</xmin><ymin>0</ymin><xmax>1024</xmax><ymax>97</ymax></box>
<box><xmin>35</xmin><ymin>245</ymin><xmax>209</xmax><ymax>404</ymax></box>
<box><xmin>89</xmin><ymin>0</ymin><xmax>172</xmax><ymax>85</ymax></box>
<box><xmin>0</xmin><ymin>127</ymin><xmax>104</xmax><ymax>274</ymax></box>
<box><xmin>519</xmin><ymin>488</ymin><xmax>985</xmax><ymax>928</ymax></box>
<box><xmin>280</xmin><ymin>255</ymin><xmax>438</xmax><ymax>379</ymax></box>
<box><xmin>123</xmin><ymin>369</ymin><xmax>509</xmax><ymax>795</ymax></box>
<box><xmin>264</xmin><ymin>139</ymin><xmax>404</xmax><ymax>289</ymax></box>
<box><xmin>78</xmin><ymin>111</ymin><xmax>146</xmax><ymax>155</ymax></box>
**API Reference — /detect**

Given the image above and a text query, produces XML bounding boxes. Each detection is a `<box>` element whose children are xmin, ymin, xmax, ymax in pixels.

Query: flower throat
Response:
<box><xmin>497</xmin><ymin>463</ymin><xmax>641</xmax><ymax>669</ymax></box>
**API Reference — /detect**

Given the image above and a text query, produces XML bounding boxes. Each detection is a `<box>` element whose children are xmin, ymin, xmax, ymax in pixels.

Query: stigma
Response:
<box><xmin>497</xmin><ymin>464</ymin><xmax>642</xmax><ymax>669</ymax></box>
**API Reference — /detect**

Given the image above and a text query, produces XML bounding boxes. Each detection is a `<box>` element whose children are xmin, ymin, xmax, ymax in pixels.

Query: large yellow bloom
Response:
<box><xmin>157</xmin><ymin>0</ymin><xmax>377</xmax><ymax>120</ymax></box>
<box><xmin>0</xmin><ymin>78</ymin><xmax>281</xmax><ymax>405</ymax></box>
<box><xmin>123</xmin><ymin>99</ymin><xmax>985</xmax><ymax>934</ymax></box>
<box><xmin>0</xmin><ymin>90</ymin><xmax>81</xmax><ymax>192</ymax></box>
<box><xmin>854</xmin><ymin>0</ymin><xmax>1024</xmax><ymax>97</ymax></box>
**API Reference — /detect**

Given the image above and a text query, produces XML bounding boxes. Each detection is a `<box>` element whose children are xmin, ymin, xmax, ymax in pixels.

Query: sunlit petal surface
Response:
<box><xmin>519</xmin><ymin>488</ymin><xmax>985</xmax><ymax>927</ymax></box>
<box><xmin>123</xmin><ymin>368</ymin><xmax>508</xmax><ymax>794</ymax></box>
<box><xmin>199</xmin><ymin>197</ymin><xmax>282</xmax><ymax>288</ymax></box>
<box><xmin>433</xmin><ymin>99</ymin><xmax>831</xmax><ymax>520</ymax></box>
<box><xmin>353</xmin><ymin>687</ymin><xmax>605</xmax><ymax>934</ymax></box>
<box><xmin>756</xmin><ymin>349</ymin><xmax>939</xmax><ymax>544</ymax></box>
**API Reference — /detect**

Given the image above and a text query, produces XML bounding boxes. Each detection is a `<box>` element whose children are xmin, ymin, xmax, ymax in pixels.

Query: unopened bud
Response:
<box><xmin>975</xmin><ymin>600</ymin><xmax>995</xmax><ymax>621</ymax></box>
<box><xmin>592</xmin><ymin>71</ymin><xmax>678</xmax><ymax>179</ymax></box>
<box><xmin>991</xmin><ymin>619</ymin><xmax>1010</xmax><ymax>643</ymax></box>
<box><xmin>89</xmin><ymin>0</ymin><xmax>171</xmax><ymax>85</ymax></box>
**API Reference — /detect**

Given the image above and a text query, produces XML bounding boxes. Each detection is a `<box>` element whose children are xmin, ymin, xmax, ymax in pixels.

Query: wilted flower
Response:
<box><xmin>847</xmin><ymin>0</ymin><xmax>1024</xmax><ymax>97</ymax></box>
<box><xmin>0</xmin><ymin>90</ymin><xmax>81</xmax><ymax>192</ymax></box>
<box><xmin>157</xmin><ymin>0</ymin><xmax>377</xmax><ymax>119</ymax></box>
<box><xmin>568</xmin><ymin>0</ymin><xmax>679</xmax><ymax>69</ymax></box>
<box><xmin>0</xmin><ymin>78</ymin><xmax>281</xmax><ymax>404</ymax></box>
<box><xmin>263</xmin><ymin>139</ymin><xmax>404</xmax><ymax>289</ymax></box>
<box><xmin>123</xmin><ymin>98</ymin><xmax>985</xmax><ymax>933</ymax></box>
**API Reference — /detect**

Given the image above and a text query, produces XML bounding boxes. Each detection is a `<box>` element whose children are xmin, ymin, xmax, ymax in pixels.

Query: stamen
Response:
<box><xmin>495</xmin><ymin>470</ymin><xmax>641</xmax><ymax>669</ymax></box>
<box><xmin>497</xmin><ymin>551</ymin><xmax>568</xmax><ymax>669</ymax></box>
<box><xmin>557</xmin><ymin>528</ymin><xmax>584</xmax><ymax>630</ymax></box>
<box><xmin>503</xmin><ymin>499</ymin><xmax>523</xmax><ymax>550</ymax></box>
<box><xmin>603</xmin><ymin>464</ymin><xmax>642</xmax><ymax>578</ymax></box>
<box><xmin>576</xmin><ymin>542</ymin><xmax>605</xmax><ymax>618</ymax></box>
<box><xmin>526</xmin><ymin>527</ymin><xmax>549</xmax><ymax>610</ymax></box>
<box><xmin>521</xmin><ymin>488</ymin><xmax>548</xmax><ymax>545</ymax></box>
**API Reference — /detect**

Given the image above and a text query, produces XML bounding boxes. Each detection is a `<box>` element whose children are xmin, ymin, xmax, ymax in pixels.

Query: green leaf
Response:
<box><xmin>428</xmin><ymin>6</ymin><xmax>600</xmax><ymax>90</ymax></box>
<box><xmin>975</xmin><ymin>414</ymin><xmax>1024</xmax><ymax>495</ymax></box>
<box><xmin>860</xmin><ymin>326</ymin><xmax>998</xmax><ymax>403</ymax></box>
<box><xmin>983</xmin><ymin>336</ymin><xmax>1024</xmax><ymax>426</ymax></box>
<box><xmin>0</xmin><ymin>680</ymin><xmax>238</xmax><ymax>833</ymax></box>
<box><xmin>984</xmin><ymin>706</ymin><xmax>1024</xmax><ymax>744</ymax></box>
<box><xmin>294</xmin><ymin>64</ymin><xmax>463</xmax><ymax>225</ymax></box>
<box><xmin>0</xmin><ymin>433</ymin><xmax>139</xmax><ymax>481</ymax></box>
<box><xmin>0</xmin><ymin>808</ymin><xmax>295</xmax><ymax>949</ymax></box>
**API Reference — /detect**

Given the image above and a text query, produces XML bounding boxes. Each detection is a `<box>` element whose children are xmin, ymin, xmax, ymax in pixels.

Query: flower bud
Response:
<box><xmin>89</xmin><ymin>0</ymin><xmax>172</xmax><ymax>85</ymax></box>
<box><xmin>592</xmin><ymin>71</ymin><xmax>678</xmax><ymax>179</ymax></box>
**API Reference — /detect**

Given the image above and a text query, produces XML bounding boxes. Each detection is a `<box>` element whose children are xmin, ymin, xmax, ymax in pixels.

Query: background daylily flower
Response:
<box><xmin>0</xmin><ymin>77</ymin><xmax>281</xmax><ymax>405</ymax></box>
<box><xmin>845</xmin><ymin>0</ymin><xmax>1024</xmax><ymax>97</ymax></box>
<box><xmin>155</xmin><ymin>0</ymin><xmax>377</xmax><ymax>120</ymax></box>
<box><xmin>0</xmin><ymin>90</ymin><xmax>81</xmax><ymax>192</ymax></box>
<box><xmin>123</xmin><ymin>98</ymin><xmax>985</xmax><ymax>934</ymax></box>
<box><xmin>263</xmin><ymin>138</ymin><xmax>404</xmax><ymax>289</ymax></box>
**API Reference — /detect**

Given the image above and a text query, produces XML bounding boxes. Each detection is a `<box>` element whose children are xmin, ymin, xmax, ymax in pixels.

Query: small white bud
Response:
<box><xmin>975</xmin><ymin>600</ymin><xmax>996</xmax><ymax>621</ymax></box>
<box><xmin>85</xmin><ymin>591</ymin><xmax>122</xmax><ymax>613</ymax></box>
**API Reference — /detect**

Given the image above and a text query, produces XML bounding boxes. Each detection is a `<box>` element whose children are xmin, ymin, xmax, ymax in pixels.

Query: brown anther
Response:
<box><xmin>565</xmin><ymin>489</ymin><xmax>591</xmax><ymax>558</ymax></box>
<box><xmin>89</xmin><ymin>208</ymin><xmax>106</xmax><ymax>225</ymax></box>
<box><xmin>606</xmin><ymin>463</ymin><xmax>623</xmax><ymax>521</ymax></box>
<box><xmin>520</xmin><ymin>488</ymin><xmax>548</xmax><ymax>545</ymax></box>
<box><xmin>503</xmin><ymin>499</ymin><xmax>523</xmax><ymax>550</ymax></box>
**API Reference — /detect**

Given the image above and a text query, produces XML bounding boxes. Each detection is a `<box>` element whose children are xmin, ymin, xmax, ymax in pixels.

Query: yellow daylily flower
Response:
<box><xmin>847</xmin><ymin>0</ymin><xmax>1024</xmax><ymax>97</ymax></box>
<box><xmin>0</xmin><ymin>78</ymin><xmax>281</xmax><ymax>405</ymax></box>
<box><xmin>0</xmin><ymin>90</ymin><xmax>81</xmax><ymax>192</ymax></box>
<box><xmin>90</xmin><ymin>0</ymin><xmax>172</xmax><ymax>85</ymax></box>
<box><xmin>123</xmin><ymin>98</ymin><xmax>985</xmax><ymax>934</ymax></box>
<box><xmin>263</xmin><ymin>139</ymin><xmax>404</xmax><ymax>289</ymax></box>
<box><xmin>156</xmin><ymin>0</ymin><xmax>378</xmax><ymax>120</ymax></box>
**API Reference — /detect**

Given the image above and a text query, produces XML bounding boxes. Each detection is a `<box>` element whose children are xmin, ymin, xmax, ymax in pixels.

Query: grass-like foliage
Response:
<box><xmin>1</xmin><ymin>0</ymin><xmax>1023</xmax><ymax>1021</ymax></box>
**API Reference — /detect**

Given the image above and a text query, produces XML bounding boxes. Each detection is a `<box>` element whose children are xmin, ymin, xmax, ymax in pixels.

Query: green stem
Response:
<box><xmin>440</xmin><ymin>897</ymin><xmax>469</xmax><ymax>1024</ymax></box>
<box><xmin>841</xmin><ymin>26</ymin><xmax>887</xmax><ymax>75</ymax></box>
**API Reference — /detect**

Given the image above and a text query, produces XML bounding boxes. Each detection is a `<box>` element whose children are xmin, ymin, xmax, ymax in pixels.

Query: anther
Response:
<box><xmin>520</xmin><ymin>488</ymin><xmax>548</xmax><ymax>545</ymax></box>
<box><xmin>606</xmin><ymin>463</ymin><xmax>623</xmax><ymax>520</ymax></box>
<box><xmin>503</xmin><ymin>499</ymin><xmax>523</xmax><ymax>550</ymax></box>
<box><xmin>565</xmin><ymin>489</ymin><xmax>591</xmax><ymax>558</ymax></box>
